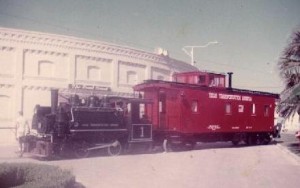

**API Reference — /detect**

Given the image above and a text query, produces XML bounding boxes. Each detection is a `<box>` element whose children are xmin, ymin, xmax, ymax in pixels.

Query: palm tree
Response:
<box><xmin>277</xmin><ymin>29</ymin><xmax>300</xmax><ymax>119</ymax></box>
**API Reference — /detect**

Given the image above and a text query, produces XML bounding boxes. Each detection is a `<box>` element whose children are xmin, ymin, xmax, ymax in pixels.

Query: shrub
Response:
<box><xmin>0</xmin><ymin>162</ymin><xmax>81</xmax><ymax>188</ymax></box>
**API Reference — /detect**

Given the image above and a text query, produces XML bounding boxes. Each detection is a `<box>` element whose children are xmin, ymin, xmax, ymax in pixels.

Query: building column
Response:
<box><xmin>111</xmin><ymin>58</ymin><xmax>119</xmax><ymax>92</ymax></box>
<box><xmin>146</xmin><ymin>65</ymin><xmax>151</xmax><ymax>80</ymax></box>
<box><xmin>69</xmin><ymin>53</ymin><xmax>76</xmax><ymax>86</ymax></box>
<box><xmin>13</xmin><ymin>47</ymin><xmax>25</xmax><ymax>117</ymax></box>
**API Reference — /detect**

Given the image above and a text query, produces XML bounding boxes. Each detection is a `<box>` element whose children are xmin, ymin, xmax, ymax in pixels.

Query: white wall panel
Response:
<box><xmin>0</xmin><ymin>86</ymin><xmax>13</xmax><ymax>121</ymax></box>
<box><xmin>151</xmin><ymin>67</ymin><xmax>171</xmax><ymax>81</ymax></box>
<box><xmin>75</xmin><ymin>56</ymin><xmax>112</xmax><ymax>83</ymax></box>
<box><xmin>0</xmin><ymin>95</ymin><xmax>12</xmax><ymax>121</ymax></box>
<box><xmin>0</xmin><ymin>47</ymin><xmax>15</xmax><ymax>77</ymax></box>
<box><xmin>23</xmin><ymin>88</ymin><xmax>51</xmax><ymax>120</ymax></box>
<box><xmin>24</xmin><ymin>50</ymin><xmax>68</xmax><ymax>79</ymax></box>
<box><xmin>118</xmin><ymin>61</ymin><xmax>146</xmax><ymax>87</ymax></box>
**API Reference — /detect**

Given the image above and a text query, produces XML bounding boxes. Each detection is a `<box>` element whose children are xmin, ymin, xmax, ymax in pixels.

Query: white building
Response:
<box><xmin>0</xmin><ymin>27</ymin><xmax>196</xmax><ymax>135</ymax></box>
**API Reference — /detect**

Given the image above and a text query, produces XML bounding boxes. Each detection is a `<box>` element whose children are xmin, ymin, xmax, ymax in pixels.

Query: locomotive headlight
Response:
<box><xmin>38</xmin><ymin>122</ymin><xmax>42</xmax><ymax>129</ymax></box>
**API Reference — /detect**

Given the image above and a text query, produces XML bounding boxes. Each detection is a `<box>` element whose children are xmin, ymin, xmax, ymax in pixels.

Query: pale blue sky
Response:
<box><xmin>0</xmin><ymin>0</ymin><xmax>299</xmax><ymax>93</ymax></box>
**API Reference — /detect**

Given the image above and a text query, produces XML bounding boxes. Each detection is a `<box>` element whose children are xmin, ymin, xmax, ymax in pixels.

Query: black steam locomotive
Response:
<box><xmin>23</xmin><ymin>89</ymin><xmax>153</xmax><ymax>158</ymax></box>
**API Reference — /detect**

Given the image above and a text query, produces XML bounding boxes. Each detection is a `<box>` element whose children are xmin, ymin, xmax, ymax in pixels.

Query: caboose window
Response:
<box><xmin>238</xmin><ymin>105</ymin><xmax>244</xmax><ymax>113</ymax></box>
<box><xmin>220</xmin><ymin>77</ymin><xmax>225</xmax><ymax>87</ymax></box>
<box><xmin>139</xmin><ymin>104</ymin><xmax>145</xmax><ymax>118</ymax></box>
<box><xmin>264</xmin><ymin>105</ymin><xmax>270</xmax><ymax>117</ymax></box>
<box><xmin>188</xmin><ymin>76</ymin><xmax>195</xmax><ymax>84</ymax></box>
<box><xmin>198</xmin><ymin>75</ymin><xmax>206</xmax><ymax>84</ymax></box>
<box><xmin>225</xmin><ymin>103</ymin><xmax>232</xmax><ymax>115</ymax></box>
<box><xmin>177</xmin><ymin>76</ymin><xmax>185</xmax><ymax>83</ymax></box>
<box><xmin>159</xmin><ymin>101</ymin><xmax>166</xmax><ymax>113</ymax></box>
<box><xmin>251</xmin><ymin>104</ymin><xmax>256</xmax><ymax>115</ymax></box>
<box><xmin>191</xmin><ymin>100</ymin><xmax>198</xmax><ymax>113</ymax></box>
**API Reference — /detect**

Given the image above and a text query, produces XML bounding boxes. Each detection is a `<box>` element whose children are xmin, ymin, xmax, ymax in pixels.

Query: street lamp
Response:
<box><xmin>182</xmin><ymin>41</ymin><xmax>218</xmax><ymax>66</ymax></box>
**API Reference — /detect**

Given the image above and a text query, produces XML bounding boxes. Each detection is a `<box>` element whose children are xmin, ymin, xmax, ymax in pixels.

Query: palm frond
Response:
<box><xmin>277</xmin><ymin>29</ymin><xmax>300</xmax><ymax>119</ymax></box>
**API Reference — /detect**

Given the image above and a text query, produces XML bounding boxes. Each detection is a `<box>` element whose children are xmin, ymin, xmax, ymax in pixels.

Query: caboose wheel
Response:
<box><xmin>163</xmin><ymin>139</ymin><xmax>172</xmax><ymax>152</ymax></box>
<box><xmin>232</xmin><ymin>140</ymin><xmax>239</xmax><ymax>146</ymax></box>
<box><xmin>245</xmin><ymin>136</ymin><xmax>254</xmax><ymax>146</ymax></box>
<box><xmin>183</xmin><ymin>141</ymin><xmax>195</xmax><ymax>151</ymax></box>
<box><xmin>74</xmin><ymin>142</ymin><xmax>90</xmax><ymax>158</ymax></box>
<box><xmin>108</xmin><ymin>140</ymin><xmax>122</xmax><ymax>156</ymax></box>
<box><xmin>163</xmin><ymin>139</ymin><xmax>186</xmax><ymax>152</ymax></box>
<box><xmin>262</xmin><ymin>136</ymin><xmax>271</xmax><ymax>145</ymax></box>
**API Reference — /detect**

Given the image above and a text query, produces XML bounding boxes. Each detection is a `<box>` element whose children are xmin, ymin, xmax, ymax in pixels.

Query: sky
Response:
<box><xmin>0</xmin><ymin>0</ymin><xmax>299</xmax><ymax>93</ymax></box>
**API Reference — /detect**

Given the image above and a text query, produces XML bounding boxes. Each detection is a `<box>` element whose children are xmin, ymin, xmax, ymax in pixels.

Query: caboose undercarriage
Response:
<box><xmin>154</xmin><ymin>130</ymin><xmax>273</xmax><ymax>152</ymax></box>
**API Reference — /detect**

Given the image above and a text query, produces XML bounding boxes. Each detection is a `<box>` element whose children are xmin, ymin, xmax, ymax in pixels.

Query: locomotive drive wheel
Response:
<box><xmin>74</xmin><ymin>141</ymin><xmax>90</xmax><ymax>158</ymax></box>
<box><xmin>108</xmin><ymin>140</ymin><xmax>122</xmax><ymax>156</ymax></box>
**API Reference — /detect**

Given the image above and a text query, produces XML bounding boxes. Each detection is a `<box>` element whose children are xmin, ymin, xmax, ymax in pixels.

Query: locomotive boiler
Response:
<box><xmin>23</xmin><ymin>89</ymin><xmax>153</xmax><ymax>158</ymax></box>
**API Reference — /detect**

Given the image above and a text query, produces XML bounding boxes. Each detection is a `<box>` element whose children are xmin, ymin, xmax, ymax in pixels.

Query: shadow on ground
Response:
<box><xmin>284</xmin><ymin>142</ymin><xmax>300</xmax><ymax>155</ymax></box>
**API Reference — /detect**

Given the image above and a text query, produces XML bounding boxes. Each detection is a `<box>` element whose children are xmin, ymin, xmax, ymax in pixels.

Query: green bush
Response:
<box><xmin>0</xmin><ymin>162</ymin><xmax>81</xmax><ymax>188</ymax></box>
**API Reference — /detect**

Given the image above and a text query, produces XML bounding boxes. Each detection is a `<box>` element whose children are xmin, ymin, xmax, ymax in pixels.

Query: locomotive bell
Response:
<box><xmin>88</xmin><ymin>96</ymin><xmax>100</xmax><ymax>107</ymax></box>
<box><xmin>70</xmin><ymin>94</ymin><xmax>80</xmax><ymax>106</ymax></box>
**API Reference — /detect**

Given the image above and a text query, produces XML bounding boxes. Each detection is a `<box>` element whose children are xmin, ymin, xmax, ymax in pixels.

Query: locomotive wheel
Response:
<box><xmin>108</xmin><ymin>140</ymin><xmax>122</xmax><ymax>156</ymax></box>
<box><xmin>74</xmin><ymin>142</ymin><xmax>90</xmax><ymax>158</ymax></box>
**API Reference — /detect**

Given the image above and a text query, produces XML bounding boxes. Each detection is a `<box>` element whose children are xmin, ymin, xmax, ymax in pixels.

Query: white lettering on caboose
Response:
<box><xmin>219</xmin><ymin>94</ymin><xmax>241</xmax><ymax>100</ymax></box>
<box><xmin>242</xmin><ymin>96</ymin><xmax>252</xmax><ymax>101</ymax></box>
<box><xmin>208</xmin><ymin>92</ymin><xmax>218</xmax><ymax>98</ymax></box>
<box><xmin>208</xmin><ymin>92</ymin><xmax>252</xmax><ymax>102</ymax></box>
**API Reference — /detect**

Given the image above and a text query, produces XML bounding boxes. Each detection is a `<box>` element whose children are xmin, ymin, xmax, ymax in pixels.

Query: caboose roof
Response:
<box><xmin>173</xmin><ymin>70</ymin><xmax>226</xmax><ymax>76</ymax></box>
<box><xmin>134</xmin><ymin>80</ymin><xmax>279</xmax><ymax>98</ymax></box>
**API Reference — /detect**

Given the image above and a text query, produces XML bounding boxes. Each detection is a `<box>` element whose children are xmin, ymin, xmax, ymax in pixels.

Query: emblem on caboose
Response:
<box><xmin>207</xmin><ymin>125</ymin><xmax>221</xmax><ymax>131</ymax></box>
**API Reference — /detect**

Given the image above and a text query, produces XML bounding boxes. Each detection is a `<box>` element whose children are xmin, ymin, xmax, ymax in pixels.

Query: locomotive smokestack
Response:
<box><xmin>227</xmin><ymin>72</ymin><xmax>233</xmax><ymax>89</ymax></box>
<box><xmin>51</xmin><ymin>89</ymin><xmax>59</xmax><ymax>114</ymax></box>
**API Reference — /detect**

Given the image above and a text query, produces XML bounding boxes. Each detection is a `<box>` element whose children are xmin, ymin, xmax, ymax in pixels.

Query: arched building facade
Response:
<box><xmin>0</xmin><ymin>27</ymin><xmax>196</xmax><ymax>131</ymax></box>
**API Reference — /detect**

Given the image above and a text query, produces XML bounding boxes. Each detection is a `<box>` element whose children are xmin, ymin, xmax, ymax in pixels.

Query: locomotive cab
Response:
<box><xmin>125</xmin><ymin>98</ymin><xmax>153</xmax><ymax>143</ymax></box>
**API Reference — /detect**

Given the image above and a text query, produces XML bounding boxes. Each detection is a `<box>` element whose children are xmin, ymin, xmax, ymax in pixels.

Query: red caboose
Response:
<box><xmin>134</xmin><ymin>71</ymin><xmax>279</xmax><ymax>150</ymax></box>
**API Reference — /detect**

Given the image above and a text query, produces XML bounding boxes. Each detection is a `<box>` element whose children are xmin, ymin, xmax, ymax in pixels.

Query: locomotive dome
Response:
<box><xmin>0</xmin><ymin>27</ymin><xmax>197</xmax><ymax>139</ymax></box>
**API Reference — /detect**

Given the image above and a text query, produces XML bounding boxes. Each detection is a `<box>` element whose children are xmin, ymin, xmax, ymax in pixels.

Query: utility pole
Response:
<box><xmin>182</xmin><ymin>41</ymin><xmax>218</xmax><ymax>66</ymax></box>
